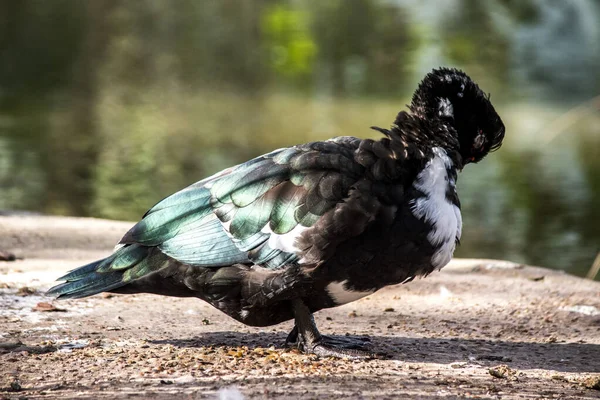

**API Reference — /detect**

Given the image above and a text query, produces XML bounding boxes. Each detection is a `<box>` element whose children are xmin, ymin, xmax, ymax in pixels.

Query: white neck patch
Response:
<box><xmin>411</xmin><ymin>147</ymin><xmax>462</xmax><ymax>269</ymax></box>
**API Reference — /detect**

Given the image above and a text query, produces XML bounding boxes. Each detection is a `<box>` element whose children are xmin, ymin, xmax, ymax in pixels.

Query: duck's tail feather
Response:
<box><xmin>46</xmin><ymin>244</ymin><xmax>162</xmax><ymax>299</ymax></box>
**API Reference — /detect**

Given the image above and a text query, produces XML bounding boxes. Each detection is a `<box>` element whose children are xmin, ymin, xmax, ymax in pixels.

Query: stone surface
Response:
<box><xmin>1</xmin><ymin>215</ymin><xmax>599</xmax><ymax>399</ymax></box>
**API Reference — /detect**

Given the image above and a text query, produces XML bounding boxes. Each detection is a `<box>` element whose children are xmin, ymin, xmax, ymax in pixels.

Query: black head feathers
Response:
<box><xmin>409</xmin><ymin>67</ymin><xmax>505</xmax><ymax>165</ymax></box>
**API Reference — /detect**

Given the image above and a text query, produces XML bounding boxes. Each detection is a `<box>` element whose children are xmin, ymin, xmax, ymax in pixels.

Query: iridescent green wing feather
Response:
<box><xmin>46</xmin><ymin>138</ymin><xmax>365</xmax><ymax>299</ymax></box>
<box><xmin>131</xmin><ymin>138</ymin><xmax>364</xmax><ymax>269</ymax></box>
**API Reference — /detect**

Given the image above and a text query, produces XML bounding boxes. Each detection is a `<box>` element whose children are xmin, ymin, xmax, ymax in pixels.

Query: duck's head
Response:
<box><xmin>411</xmin><ymin>68</ymin><xmax>505</xmax><ymax>166</ymax></box>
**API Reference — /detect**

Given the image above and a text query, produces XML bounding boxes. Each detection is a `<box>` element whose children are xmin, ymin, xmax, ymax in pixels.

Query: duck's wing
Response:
<box><xmin>119</xmin><ymin>137</ymin><xmax>366</xmax><ymax>270</ymax></box>
<box><xmin>47</xmin><ymin>136</ymin><xmax>394</xmax><ymax>299</ymax></box>
<box><xmin>47</xmin><ymin>135</ymin><xmax>408</xmax><ymax>299</ymax></box>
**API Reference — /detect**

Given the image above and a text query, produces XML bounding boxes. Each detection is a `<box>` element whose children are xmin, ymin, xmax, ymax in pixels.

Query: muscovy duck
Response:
<box><xmin>48</xmin><ymin>68</ymin><xmax>505</xmax><ymax>358</ymax></box>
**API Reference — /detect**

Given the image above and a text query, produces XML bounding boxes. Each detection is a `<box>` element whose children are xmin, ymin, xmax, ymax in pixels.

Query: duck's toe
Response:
<box><xmin>302</xmin><ymin>335</ymin><xmax>380</xmax><ymax>359</ymax></box>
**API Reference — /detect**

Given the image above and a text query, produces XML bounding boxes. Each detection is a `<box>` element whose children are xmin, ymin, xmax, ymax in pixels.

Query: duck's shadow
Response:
<box><xmin>149</xmin><ymin>332</ymin><xmax>600</xmax><ymax>373</ymax></box>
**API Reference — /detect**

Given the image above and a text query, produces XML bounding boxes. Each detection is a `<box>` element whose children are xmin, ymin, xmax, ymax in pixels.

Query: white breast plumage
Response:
<box><xmin>410</xmin><ymin>147</ymin><xmax>462</xmax><ymax>270</ymax></box>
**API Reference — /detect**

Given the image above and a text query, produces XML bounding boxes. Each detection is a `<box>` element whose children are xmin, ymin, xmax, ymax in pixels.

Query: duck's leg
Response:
<box><xmin>289</xmin><ymin>299</ymin><xmax>377</xmax><ymax>359</ymax></box>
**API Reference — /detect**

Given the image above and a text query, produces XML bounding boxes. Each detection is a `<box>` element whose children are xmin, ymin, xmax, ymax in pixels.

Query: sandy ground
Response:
<box><xmin>0</xmin><ymin>215</ymin><xmax>599</xmax><ymax>400</ymax></box>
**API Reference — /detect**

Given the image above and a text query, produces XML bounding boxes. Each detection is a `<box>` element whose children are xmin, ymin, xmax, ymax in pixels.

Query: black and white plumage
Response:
<box><xmin>48</xmin><ymin>68</ymin><xmax>505</xmax><ymax>358</ymax></box>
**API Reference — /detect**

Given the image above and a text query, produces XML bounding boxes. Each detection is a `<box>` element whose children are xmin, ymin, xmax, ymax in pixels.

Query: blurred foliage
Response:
<box><xmin>261</xmin><ymin>4</ymin><xmax>316</xmax><ymax>81</ymax></box>
<box><xmin>0</xmin><ymin>0</ymin><xmax>85</xmax><ymax>105</ymax></box>
<box><xmin>310</xmin><ymin>0</ymin><xmax>418</xmax><ymax>96</ymax></box>
<box><xmin>441</xmin><ymin>0</ymin><xmax>510</xmax><ymax>98</ymax></box>
<box><xmin>0</xmin><ymin>0</ymin><xmax>599</xmax><ymax>276</ymax></box>
<box><xmin>496</xmin><ymin>0</ymin><xmax>540</xmax><ymax>23</ymax></box>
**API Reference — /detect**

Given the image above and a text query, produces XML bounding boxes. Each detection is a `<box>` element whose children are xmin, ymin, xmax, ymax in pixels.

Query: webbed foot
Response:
<box><xmin>302</xmin><ymin>335</ymin><xmax>377</xmax><ymax>359</ymax></box>
<box><xmin>288</xmin><ymin>300</ymin><xmax>382</xmax><ymax>359</ymax></box>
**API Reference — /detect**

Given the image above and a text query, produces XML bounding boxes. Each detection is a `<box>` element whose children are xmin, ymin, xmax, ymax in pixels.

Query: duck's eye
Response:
<box><xmin>473</xmin><ymin>129</ymin><xmax>486</xmax><ymax>151</ymax></box>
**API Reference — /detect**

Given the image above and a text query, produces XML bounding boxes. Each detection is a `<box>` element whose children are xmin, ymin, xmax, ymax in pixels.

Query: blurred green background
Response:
<box><xmin>1</xmin><ymin>0</ymin><xmax>599</xmax><ymax>277</ymax></box>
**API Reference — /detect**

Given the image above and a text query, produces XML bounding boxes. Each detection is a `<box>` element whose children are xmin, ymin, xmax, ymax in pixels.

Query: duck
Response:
<box><xmin>47</xmin><ymin>67</ymin><xmax>505</xmax><ymax>358</ymax></box>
